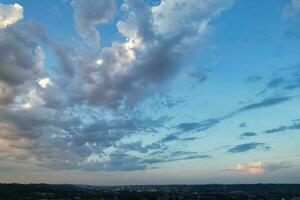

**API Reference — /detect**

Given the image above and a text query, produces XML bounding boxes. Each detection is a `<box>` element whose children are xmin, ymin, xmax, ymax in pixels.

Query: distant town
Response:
<box><xmin>1</xmin><ymin>184</ymin><xmax>300</xmax><ymax>200</ymax></box>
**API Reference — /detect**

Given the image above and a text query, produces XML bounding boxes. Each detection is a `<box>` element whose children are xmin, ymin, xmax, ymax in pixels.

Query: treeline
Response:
<box><xmin>0</xmin><ymin>183</ymin><xmax>300</xmax><ymax>200</ymax></box>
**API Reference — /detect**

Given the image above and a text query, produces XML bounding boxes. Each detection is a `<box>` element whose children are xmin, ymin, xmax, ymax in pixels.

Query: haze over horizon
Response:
<box><xmin>0</xmin><ymin>0</ymin><xmax>299</xmax><ymax>185</ymax></box>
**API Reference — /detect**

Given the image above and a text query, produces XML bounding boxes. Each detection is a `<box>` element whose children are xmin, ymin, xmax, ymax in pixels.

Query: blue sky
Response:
<box><xmin>0</xmin><ymin>0</ymin><xmax>300</xmax><ymax>185</ymax></box>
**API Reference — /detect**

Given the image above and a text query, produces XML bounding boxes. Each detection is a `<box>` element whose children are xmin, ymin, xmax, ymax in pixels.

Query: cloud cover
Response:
<box><xmin>0</xmin><ymin>0</ymin><xmax>233</xmax><ymax>172</ymax></box>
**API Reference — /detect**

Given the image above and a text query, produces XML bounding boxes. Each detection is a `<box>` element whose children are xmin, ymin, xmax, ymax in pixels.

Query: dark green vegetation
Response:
<box><xmin>0</xmin><ymin>184</ymin><xmax>300</xmax><ymax>200</ymax></box>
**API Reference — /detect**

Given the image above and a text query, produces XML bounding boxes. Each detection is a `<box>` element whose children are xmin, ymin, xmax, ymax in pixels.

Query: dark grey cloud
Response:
<box><xmin>179</xmin><ymin>137</ymin><xmax>200</xmax><ymax>141</ymax></box>
<box><xmin>0</xmin><ymin>26</ymin><xmax>43</xmax><ymax>86</ymax></box>
<box><xmin>9</xmin><ymin>0</ymin><xmax>232</xmax><ymax>112</ymax></box>
<box><xmin>159</xmin><ymin>134</ymin><xmax>179</xmax><ymax>143</ymax></box>
<box><xmin>239</xmin><ymin>122</ymin><xmax>247</xmax><ymax>128</ymax></box>
<box><xmin>79</xmin><ymin>150</ymin><xmax>210</xmax><ymax>171</ymax></box>
<box><xmin>149</xmin><ymin>93</ymin><xmax>185</xmax><ymax>111</ymax></box>
<box><xmin>186</xmin><ymin>69</ymin><xmax>210</xmax><ymax>83</ymax></box>
<box><xmin>72</xmin><ymin>0</ymin><xmax>115</xmax><ymax>46</ymax></box>
<box><xmin>267</xmin><ymin>78</ymin><xmax>285</xmax><ymax>89</ymax></box>
<box><xmin>24</xmin><ymin>21</ymin><xmax>77</xmax><ymax>77</ymax></box>
<box><xmin>0</xmin><ymin>102</ymin><xmax>173</xmax><ymax>171</ymax></box>
<box><xmin>265</xmin><ymin>161</ymin><xmax>292</xmax><ymax>172</ymax></box>
<box><xmin>265</xmin><ymin>121</ymin><xmax>300</xmax><ymax>134</ymax></box>
<box><xmin>81</xmin><ymin>117</ymin><xmax>167</xmax><ymax>134</ymax></box>
<box><xmin>228</xmin><ymin>142</ymin><xmax>270</xmax><ymax>153</ymax></box>
<box><xmin>237</xmin><ymin>96</ymin><xmax>292</xmax><ymax>113</ymax></box>
<box><xmin>158</xmin><ymin>134</ymin><xmax>201</xmax><ymax>144</ymax></box>
<box><xmin>0</xmin><ymin>82</ymin><xmax>15</xmax><ymax>106</ymax></box>
<box><xmin>265</xmin><ymin>126</ymin><xmax>288</xmax><ymax>134</ymax></box>
<box><xmin>92</xmin><ymin>152</ymin><xmax>146</xmax><ymax>171</ymax></box>
<box><xmin>116</xmin><ymin>134</ymin><xmax>201</xmax><ymax>156</ymax></box>
<box><xmin>143</xmin><ymin>153</ymin><xmax>210</xmax><ymax>165</ymax></box>
<box><xmin>175</xmin><ymin>118</ymin><xmax>220</xmax><ymax>133</ymax></box>
<box><xmin>170</xmin><ymin>95</ymin><xmax>292</xmax><ymax>137</ymax></box>
<box><xmin>240</xmin><ymin>132</ymin><xmax>257</xmax><ymax>139</ymax></box>
<box><xmin>23</xmin><ymin>21</ymin><xmax>104</xmax><ymax>108</ymax></box>
<box><xmin>117</xmin><ymin>141</ymin><xmax>149</xmax><ymax>154</ymax></box>
<box><xmin>258</xmin><ymin>65</ymin><xmax>300</xmax><ymax>95</ymax></box>
<box><xmin>0</xmin><ymin>25</ymin><xmax>44</xmax><ymax>107</ymax></box>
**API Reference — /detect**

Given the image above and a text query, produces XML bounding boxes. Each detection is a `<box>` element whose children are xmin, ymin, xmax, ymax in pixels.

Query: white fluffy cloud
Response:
<box><xmin>231</xmin><ymin>161</ymin><xmax>291</xmax><ymax>175</ymax></box>
<box><xmin>0</xmin><ymin>3</ymin><xmax>23</xmax><ymax>28</ymax></box>
<box><xmin>38</xmin><ymin>77</ymin><xmax>53</xmax><ymax>89</ymax></box>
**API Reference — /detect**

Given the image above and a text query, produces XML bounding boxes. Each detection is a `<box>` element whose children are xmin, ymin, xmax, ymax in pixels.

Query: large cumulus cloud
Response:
<box><xmin>0</xmin><ymin>27</ymin><xmax>44</xmax><ymax>86</ymax></box>
<box><xmin>83</xmin><ymin>0</ymin><xmax>233</xmax><ymax>109</ymax></box>
<box><xmin>0</xmin><ymin>24</ymin><xmax>45</xmax><ymax>108</ymax></box>
<box><xmin>0</xmin><ymin>0</ymin><xmax>232</xmax><ymax>172</ymax></box>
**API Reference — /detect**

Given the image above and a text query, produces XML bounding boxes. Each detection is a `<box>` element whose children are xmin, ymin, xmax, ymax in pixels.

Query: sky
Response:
<box><xmin>0</xmin><ymin>0</ymin><xmax>300</xmax><ymax>185</ymax></box>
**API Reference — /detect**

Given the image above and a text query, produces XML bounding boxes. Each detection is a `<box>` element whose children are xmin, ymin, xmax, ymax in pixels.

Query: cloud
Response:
<box><xmin>151</xmin><ymin>0</ymin><xmax>232</xmax><ymax>37</ymax></box>
<box><xmin>236</xmin><ymin>96</ymin><xmax>292</xmax><ymax>113</ymax></box>
<box><xmin>265</xmin><ymin>121</ymin><xmax>300</xmax><ymax>134</ymax></box>
<box><xmin>0</xmin><ymin>105</ymin><xmax>172</xmax><ymax>171</ymax></box>
<box><xmin>186</xmin><ymin>68</ymin><xmax>210</xmax><ymax>83</ymax></box>
<box><xmin>0</xmin><ymin>23</ymin><xmax>45</xmax><ymax>108</ymax></box>
<box><xmin>239</xmin><ymin>122</ymin><xmax>247</xmax><ymax>128</ymax></box>
<box><xmin>266</xmin><ymin>78</ymin><xmax>285</xmax><ymax>89</ymax></box>
<box><xmin>259</xmin><ymin>65</ymin><xmax>300</xmax><ymax>94</ymax></box>
<box><xmin>0</xmin><ymin>3</ymin><xmax>23</xmax><ymax>28</ymax></box>
<box><xmin>21</xmin><ymin>89</ymin><xmax>45</xmax><ymax>109</ymax></box>
<box><xmin>158</xmin><ymin>134</ymin><xmax>201</xmax><ymax>144</ymax></box>
<box><xmin>0</xmin><ymin>27</ymin><xmax>44</xmax><ymax>87</ymax></box>
<box><xmin>38</xmin><ymin>77</ymin><xmax>53</xmax><ymax>89</ymax></box>
<box><xmin>240</xmin><ymin>132</ymin><xmax>257</xmax><ymax>139</ymax></box>
<box><xmin>72</xmin><ymin>0</ymin><xmax>115</xmax><ymax>46</ymax></box>
<box><xmin>228</xmin><ymin>142</ymin><xmax>270</xmax><ymax>153</ymax></box>
<box><xmin>85</xmin><ymin>0</ymin><xmax>233</xmax><ymax>110</ymax></box>
<box><xmin>0</xmin><ymin>1</ymin><xmax>231</xmax><ymax>172</ymax></box>
<box><xmin>85</xmin><ymin>152</ymin><xmax>147</xmax><ymax>171</ymax></box>
<box><xmin>142</xmin><ymin>153</ymin><xmax>210</xmax><ymax>165</ymax></box>
<box><xmin>169</xmin><ymin>95</ymin><xmax>292</xmax><ymax>137</ymax></box>
<box><xmin>0</xmin><ymin>82</ymin><xmax>15</xmax><ymax>106</ymax></box>
<box><xmin>84</xmin><ymin>150</ymin><xmax>210</xmax><ymax>171</ymax></box>
<box><xmin>231</xmin><ymin>161</ymin><xmax>291</xmax><ymax>175</ymax></box>
<box><xmin>117</xmin><ymin>141</ymin><xmax>149</xmax><ymax>154</ymax></box>
<box><xmin>175</xmin><ymin>118</ymin><xmax>220</xmax><ymax>133</ymax></box>
<box><xmin>283</xmin><ymin>0</ymin><xmax>300</xmax><ymax>18</ymax></box>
